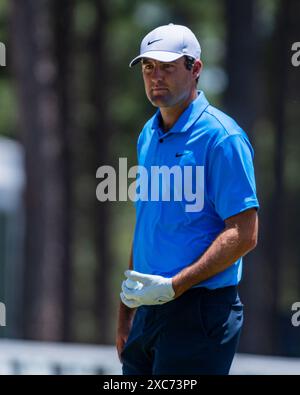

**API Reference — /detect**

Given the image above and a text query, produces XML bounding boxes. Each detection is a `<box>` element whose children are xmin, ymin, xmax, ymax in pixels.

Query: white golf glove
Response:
<box><xmin>120</xmin><ymin>270</ymin><xmax>175</xmax><ymax>308</ymax></box>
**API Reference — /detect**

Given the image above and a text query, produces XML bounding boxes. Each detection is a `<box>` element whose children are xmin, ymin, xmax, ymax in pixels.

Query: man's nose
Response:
<box><xmin>151</xmin><ymin>66</ymin><xmax>163</xmax><ymax>81</ymax></box>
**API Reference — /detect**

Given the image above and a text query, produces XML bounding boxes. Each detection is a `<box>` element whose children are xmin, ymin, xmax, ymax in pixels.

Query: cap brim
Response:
<box><xmin>129</xmin><ymin>51</ymin><xmax>184</xmax><ymax>67</ymax></box>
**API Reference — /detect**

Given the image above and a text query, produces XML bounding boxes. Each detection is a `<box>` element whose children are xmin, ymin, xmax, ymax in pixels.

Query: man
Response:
<box><xmin>116</xmin><ymin>24</ymin><xmax>259</xmax><ymax>375</ymax></box>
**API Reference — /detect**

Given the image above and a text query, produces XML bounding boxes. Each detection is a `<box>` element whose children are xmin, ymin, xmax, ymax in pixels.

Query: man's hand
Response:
<box><xmin>116</xmin><ymin>309</ymin><xmax>135</xmax><ymax>363</ymax></box>
<box><xmin>120</xmin><ymin>270</ymin><xmax>175</xmax><ymax>308</ymax></box>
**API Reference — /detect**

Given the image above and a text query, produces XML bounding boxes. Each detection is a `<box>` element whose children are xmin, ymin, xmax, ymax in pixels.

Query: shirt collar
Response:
<box><xmin>151</xmin><ymin>91</ymin><xmax>209</xmax><ymax>135</ymax></box>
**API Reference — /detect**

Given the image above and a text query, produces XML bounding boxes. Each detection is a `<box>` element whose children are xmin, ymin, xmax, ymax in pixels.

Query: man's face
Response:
<box><xmin>141</xmin><ymin>57</ymin><xmax>200</xmax><ymax>108</ymax></box>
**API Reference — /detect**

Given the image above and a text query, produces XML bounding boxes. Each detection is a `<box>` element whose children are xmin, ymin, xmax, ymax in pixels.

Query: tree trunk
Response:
<box><xmin>223</xmin><ymin>0</ymin><xmax>274</xmax><ymax>354</ymax></box>
<box><xmin>85</xmin><ymin>0</ymin><xmax>112</xmax><ymax>344</ymax></box>
<box><xmin>224</xmin><ymin>0</ymin><xmax>257</xmax><ymax>135</ymax></box>
<box><xmin>10</xmin><ymin>0</ymin><xmax>73</xmax><ymax>341</ymax></box>
<box><xmin>264</xmin><ymin>0</ymin><xmax>295</xmax><ymax>354</ymax></box>
<box><xmin>52</xmin><ymin>0</ymin><xmax>74</xmax><ymax>342</ymax></box>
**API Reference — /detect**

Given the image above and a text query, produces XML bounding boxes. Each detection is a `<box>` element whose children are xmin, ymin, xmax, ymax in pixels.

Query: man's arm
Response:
<box><xmin>116</xmin><ymin>243</ymin><xmax>136</xmax><ymax>361</ymax></box>
<box><xmin>121</xmin><ymin>208</ymin><xmax>258</xmax><ymax>307</ymax></box>
<box><xmin>172</xmin><ymin>208</ymin><xmax>258</xmax><ymax>298</ymax></box>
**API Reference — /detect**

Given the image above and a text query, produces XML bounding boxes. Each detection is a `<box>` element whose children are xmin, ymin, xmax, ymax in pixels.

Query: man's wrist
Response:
<box><xmin>172</xmin><ymin>276</ymin><xmax>189</xmax><ymax>298</ymax></box>
<box><xmin>119</xmin><ymin>301</ymin><xmax>136</xmax><ymax>315</ymax></box>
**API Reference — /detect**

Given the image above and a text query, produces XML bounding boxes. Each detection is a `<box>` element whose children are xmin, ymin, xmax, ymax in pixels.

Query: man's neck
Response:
<box><xmin>160</xmin><ymin>89</ymin><xmax>198</xmax><ymax>132</ymax></box>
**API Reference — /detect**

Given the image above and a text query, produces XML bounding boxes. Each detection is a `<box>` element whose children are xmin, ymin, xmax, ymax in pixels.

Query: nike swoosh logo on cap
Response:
<box><xmin>147</xmin><ymin>39</ymin><xmax>163</xmax><ymax>45</ymax></box>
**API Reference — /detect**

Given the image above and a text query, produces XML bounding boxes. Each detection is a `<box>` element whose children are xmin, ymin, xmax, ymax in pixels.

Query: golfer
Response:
<box><xmin>116</xmin><ymin>23</ymin><xmax>259</xmax><ymax>375</ymax></box>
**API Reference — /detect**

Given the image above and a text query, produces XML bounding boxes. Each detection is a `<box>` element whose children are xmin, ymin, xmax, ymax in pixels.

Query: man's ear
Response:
<box><xmin>193</xmin><ymin>60</ymin><xmax>202</xmax><ymax>79</ymax></box>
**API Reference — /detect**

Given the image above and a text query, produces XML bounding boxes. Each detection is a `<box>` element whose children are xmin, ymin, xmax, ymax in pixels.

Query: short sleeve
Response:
<box><xmin>208</xmin><ymin>134</ymin><xmax>259</xmax><ymax>220</ymax></box>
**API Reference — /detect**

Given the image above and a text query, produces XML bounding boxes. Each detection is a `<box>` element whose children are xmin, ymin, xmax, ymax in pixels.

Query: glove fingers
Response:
<box><xmin>124</xmin><ymin>270</ymin><xmax>151</xmax><ymax>285</ymax></box>
<box><xmin>120</xmin><ymin>292</ymin><xmax>141</xmax><ymax>308</ymax></box>
<box><xmin>122</xmin><ymin>280</ymin><xmax>131</xmax><ymax>293</ymax></box>
<box><xmin>122</xmin><ymin>281</ymin><xmax>144</xmax><ymax>301</ymax></box>
<box><xmin>121</xmin><ymin>280</ymin><xmax>136</xmax><ymax>296</ymax></box>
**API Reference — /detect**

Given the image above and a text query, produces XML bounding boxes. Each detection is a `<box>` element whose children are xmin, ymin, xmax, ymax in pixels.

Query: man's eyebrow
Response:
<box><xmin>141</xmin><ymin>59</ymin><xmax>154</xmax><ymax>65</ymax></box>
<box><xmin>141</xmin><ymin>59</ymin><xmax>178</xmax><ymax>65</ymax></box>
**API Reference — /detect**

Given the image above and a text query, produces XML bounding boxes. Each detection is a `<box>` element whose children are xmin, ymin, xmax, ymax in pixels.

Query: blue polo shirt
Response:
<box><xmin>132</xmin><ymin>91</ymin><xmax>259</xmax><ymax>289</ymax></box>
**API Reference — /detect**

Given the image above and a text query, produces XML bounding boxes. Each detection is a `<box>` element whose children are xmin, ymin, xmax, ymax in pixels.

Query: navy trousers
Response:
<box><xmin>121</xmin><ymin>285</ymin><xmax>243</xmax><ymax>375</ymax></box>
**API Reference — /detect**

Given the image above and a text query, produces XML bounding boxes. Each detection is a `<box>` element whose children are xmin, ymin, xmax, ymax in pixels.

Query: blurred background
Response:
<box><xmin>0</xmin><ymin>0</ymin><xmax>300</xmax><ymax>374</ymax></box>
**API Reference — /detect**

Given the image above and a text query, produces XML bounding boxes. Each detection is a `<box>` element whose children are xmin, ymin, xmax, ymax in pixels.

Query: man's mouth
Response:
<box><xmin>152</xmin><ymin>87</ymin><xmax>168</xmax><ymax>92</ymax></box>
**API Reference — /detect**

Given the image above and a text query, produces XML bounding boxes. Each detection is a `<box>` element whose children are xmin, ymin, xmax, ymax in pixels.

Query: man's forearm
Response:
<box><xmin>118</xmin><ymin>299</ymin><xmax>136</xmax><ymax>326</ymax></box>
<box><xmin>119</xmin><ymin>243</ymin><xmax>136</xmax><ymax>318</ymax></box>
<box><xmin>172</xmin><ymin>221</ymin><xmax>257</xmax><ymax>298</ymax></box>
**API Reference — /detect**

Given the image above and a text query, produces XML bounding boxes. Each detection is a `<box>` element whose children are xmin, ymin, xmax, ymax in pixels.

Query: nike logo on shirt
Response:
<box><xmin>175</xmin><ymin>150</ymin><xmax>193</xmax><ymax>157</ymax></box>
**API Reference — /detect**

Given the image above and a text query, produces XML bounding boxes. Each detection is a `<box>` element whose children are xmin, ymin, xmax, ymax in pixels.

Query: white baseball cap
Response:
<box><xmin>129</xmin><ymin>23</ymin><xmax>201</xmax><ymax>67</ymax></box>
